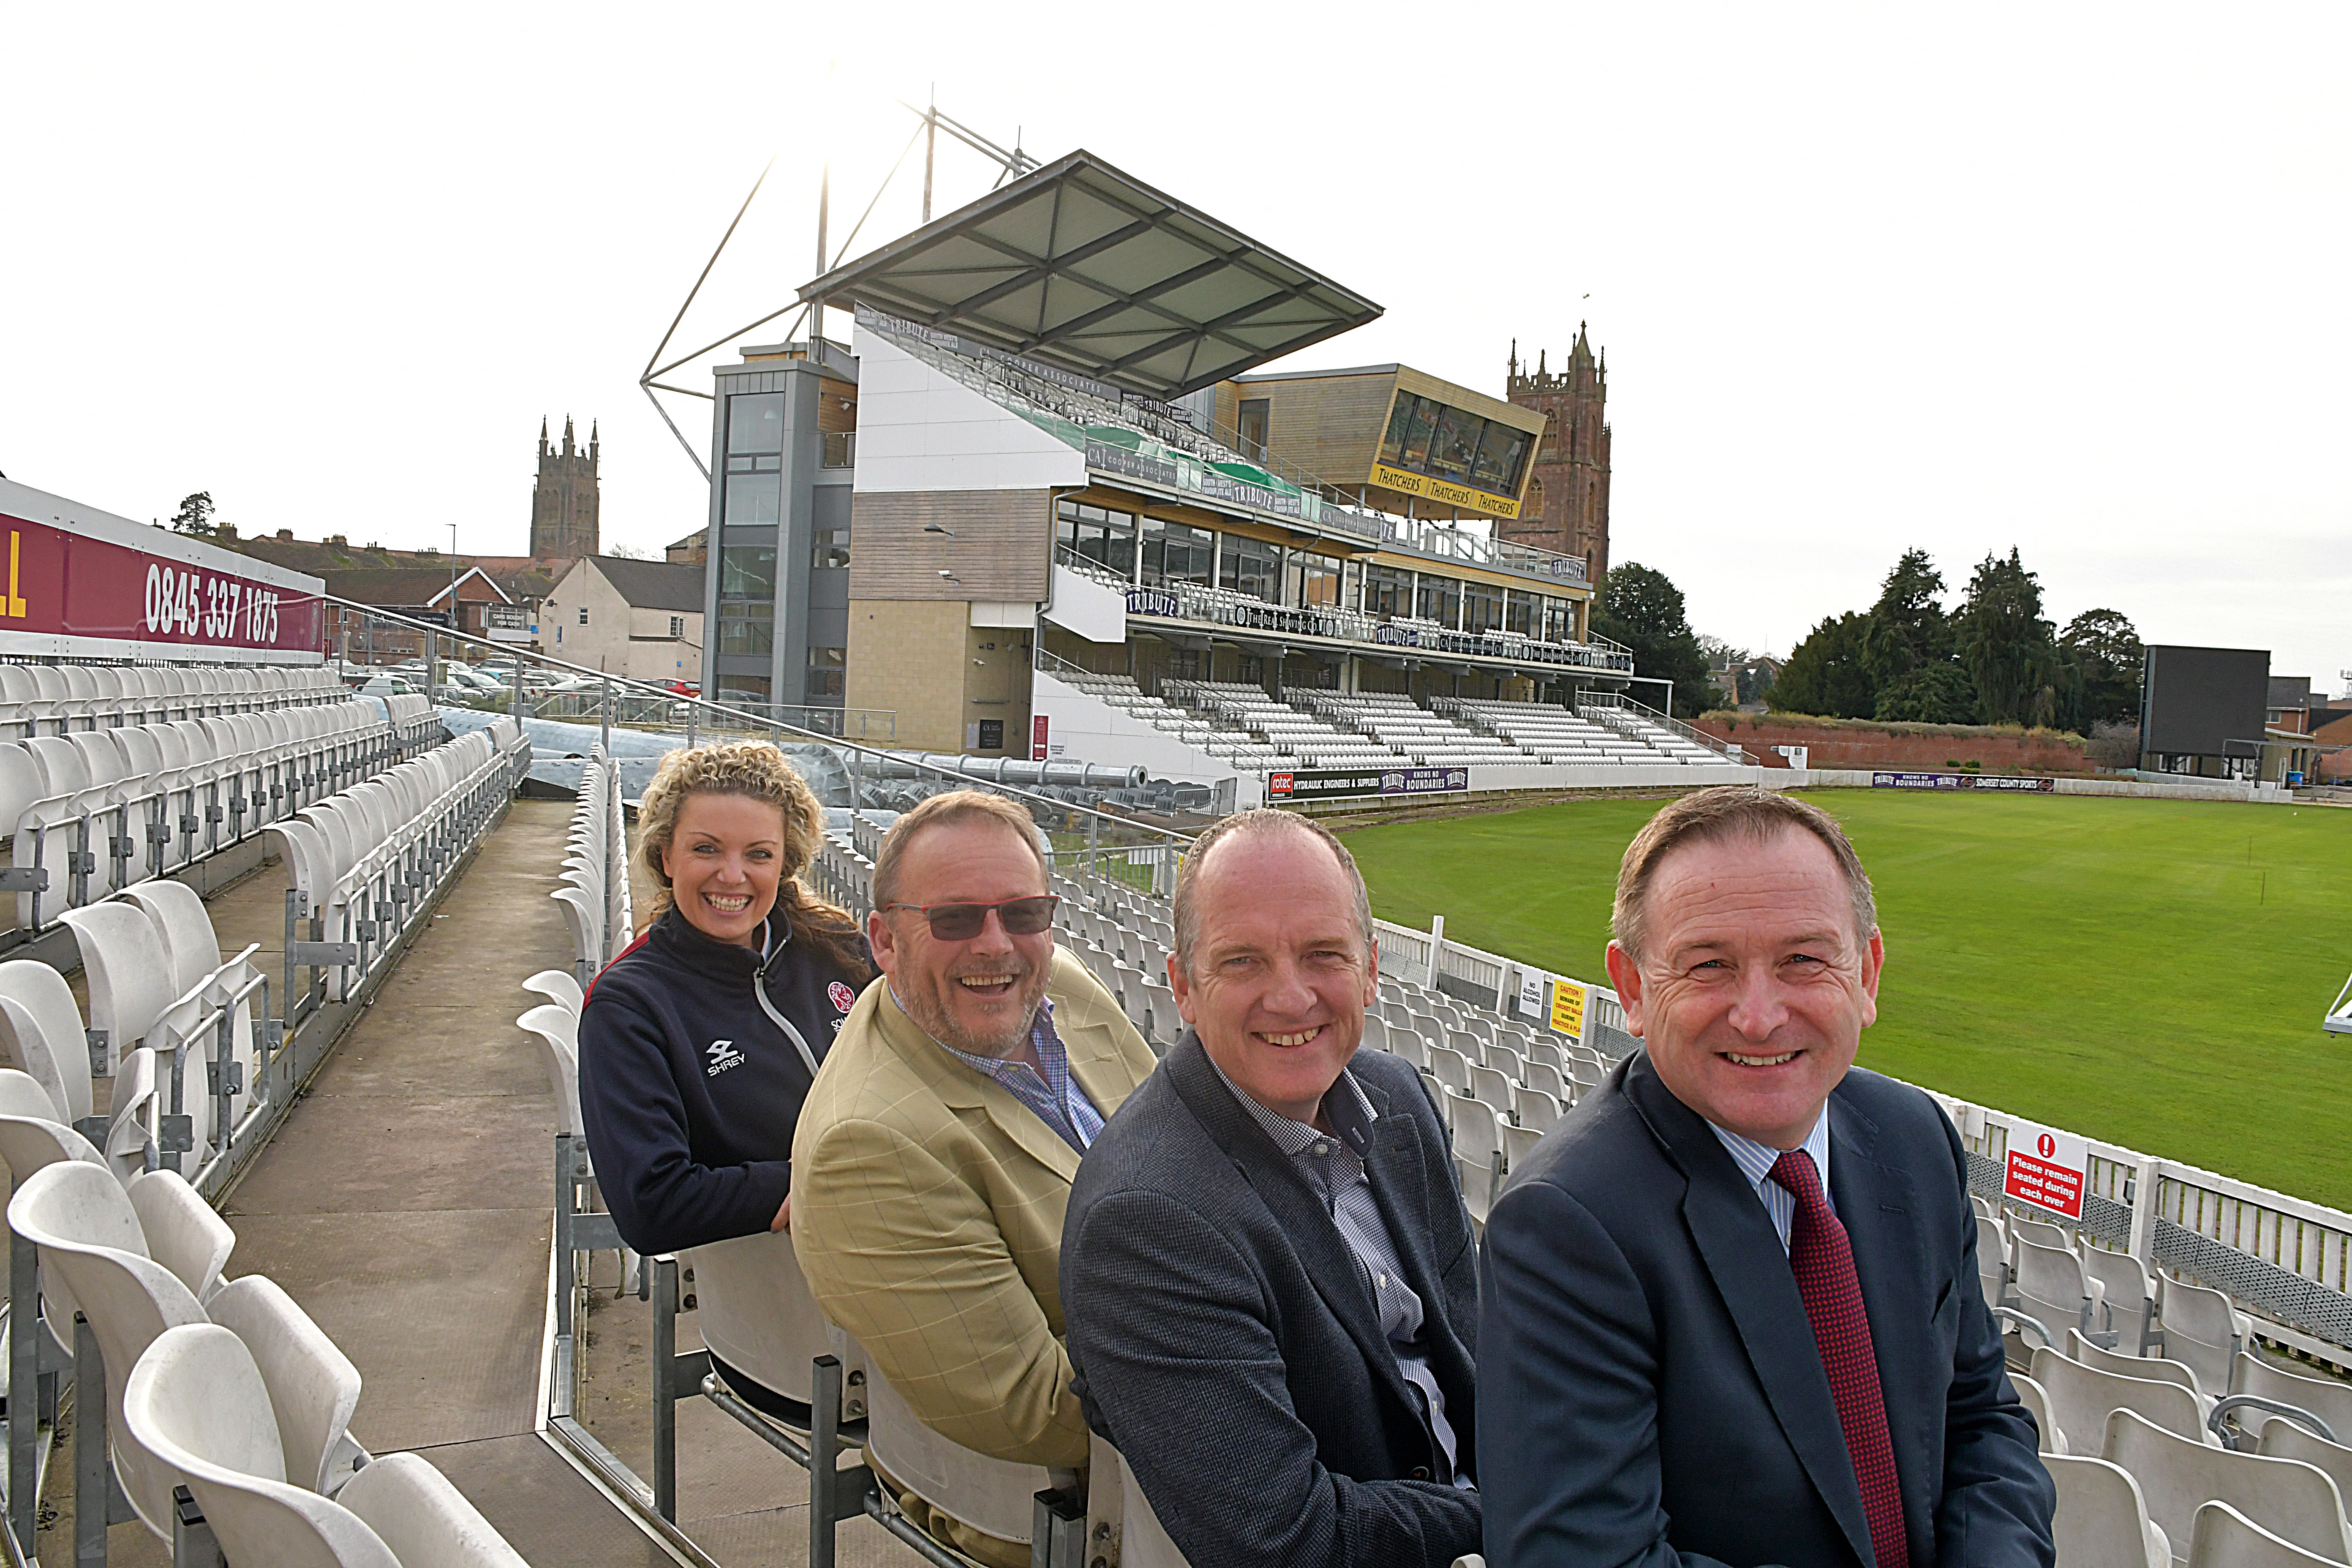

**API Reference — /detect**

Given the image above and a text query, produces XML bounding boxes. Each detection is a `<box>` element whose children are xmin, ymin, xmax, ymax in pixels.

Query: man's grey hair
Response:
<box><xmin>1173</xmin><ymin>808</ymin><xmax>1375</xmax><ymax>979</ymax></box>
<box><xmin>1613</xmin><ymin>784</ymin><xmax>1878</xmax><ymax>963</ymax></box>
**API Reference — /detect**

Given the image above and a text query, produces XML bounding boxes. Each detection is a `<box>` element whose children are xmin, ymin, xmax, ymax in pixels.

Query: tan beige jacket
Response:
<box><xmin>790</xmin><ymin>947</ymin><xmax>1157</xmax><ymax>1469</ymax></box>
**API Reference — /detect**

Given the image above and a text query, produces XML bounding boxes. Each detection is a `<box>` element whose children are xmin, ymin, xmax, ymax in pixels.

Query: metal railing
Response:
<box><xmin>1577</xmin><ymin>689</ymin><xmax>1748</xmax><ymax>763</ymax></box>
<box><xmin>1056</xmin><ymin>545</ymin><xmax>1631</xmax><ymax>673</ymax></box>
<box><xmin>326</xmin><ymin>596</ymin><xmax>1199</xmax><ymax>873</ymax></box>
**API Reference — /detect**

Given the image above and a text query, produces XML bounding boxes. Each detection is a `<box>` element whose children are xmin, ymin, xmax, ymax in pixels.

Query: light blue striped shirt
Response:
<box><xmin>897</xmin><ymin>990</ymin><xmax>1105</xmax><ymax>1155</ymax></box>
<box><xmin>1708</xmin><ymin>1109</ymin><xmax>1835</xmax><ymax>1253</ymax></box>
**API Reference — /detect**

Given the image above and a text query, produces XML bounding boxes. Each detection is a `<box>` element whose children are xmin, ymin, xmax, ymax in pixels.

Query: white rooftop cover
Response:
<box><xmin>798</xmin><ymin>150</ymin><xmax>1382</xmax><ymax>400</ymax></box>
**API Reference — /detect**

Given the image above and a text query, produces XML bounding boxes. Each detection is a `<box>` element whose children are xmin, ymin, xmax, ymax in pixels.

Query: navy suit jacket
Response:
<box><xmin>1062</xmin><ymin>1033</ymin><xmax>1481</xmax><ymax>1568</ymax></box>
<box><xmin>1477</xmin><ymin>1051</ymin><xmax>2053</xmax><ymax>1568</ymax></box>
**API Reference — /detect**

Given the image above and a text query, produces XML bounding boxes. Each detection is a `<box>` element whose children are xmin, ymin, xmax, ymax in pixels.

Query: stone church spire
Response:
<box><xmin>530</xmin><ymin>416</ymin><xmax>601</xmax><ymax>560</ymax></box>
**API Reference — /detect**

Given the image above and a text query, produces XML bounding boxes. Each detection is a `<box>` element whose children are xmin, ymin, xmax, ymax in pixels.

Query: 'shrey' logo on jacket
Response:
<box><xmin>705</xmin><ymin>1039</ymin><xmax>746</xmax><ymax>1077</ymax></box>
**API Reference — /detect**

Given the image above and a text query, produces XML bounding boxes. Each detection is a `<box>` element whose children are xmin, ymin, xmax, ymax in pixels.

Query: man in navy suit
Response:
<box><xmin>1478</xmin><ymin>785</ymin><xmax>2053</xmax><ymax>1567</ymax></box>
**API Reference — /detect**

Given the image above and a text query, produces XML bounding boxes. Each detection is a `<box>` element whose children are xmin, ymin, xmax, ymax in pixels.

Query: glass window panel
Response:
<box><xmin>1542</xmin><ymin>596</ymin><xmax>1576</xmax><ymax>643</ymax></box>
<box><xmin>1217</xmin><ymin>534</ymin><xmax>1282</xmax><ymax>602</ymax></box>
<box><xmin>1141</xmin><ymin>516</ymin><xmax>1214</xmax><ymax>587</ymax></box>
<box><xmin>1362</xmin><ymin>564</ymin><xmax>1412</xmax><ymax>620</ymax></box>
<box><xmin>806</xmin><ymin>645</ymin><xmax>846</xmax><ymax>699</ymax></box>
<box><xmin>1505</xmin><ymin>590</ymin><xmax>1534</xmax><ymax>637</ymax></box>
<box><xmin>1398</xmin><ymin>397</ymin><xmax>1440</xmax><ymax>468</ymax></box>
<box><xmin>727</xmin><ymin>393</ymin><xmax>785</xmax><ymax>455</ymax></box>
<box><xmin>1378</xmin><ymin>392</ymin><xmax>1418</xmax><ymax>467</ymax></box>
<box><xmin>811</xmin><ymin>528</ymin><xmax>850</xmax><ymax>570</ymax></box>
<box><xmin>1285</xmin><ymin>551</ymin><xmax>1342</xmax><ymax>610</ymax></box>
<box><xmin>721</xmin><ymin>545</ymin><xmax>776</xmax><ymax>599</ymax></box>
<box><xmin>1463</xmin><ymin>581</ymin><xmax>1504</xmax><ymax>635</ymax></box>
<box><xmin>1473</xmin><ymin>425</ymin><xmax>1531</xmax><ymax>495</ymax></box>
<box><xmin>1427</xmin><ymin>407</ymin><xmax>1483</xmax><ymax>482</ymax></box>
<box><xmin>724</xmin><ymin>472</ymin><xmax>781</xmax><ymax>527</ymax></box>
<box><xmin>717</xmin><ymin>604</ymin><xmax>773</xmax><ymax>656</ymax></box>
<box><xmin>1416</xmin><ymin>573</ymin><xmax>1461</xmax><ymax>628</ymax></box>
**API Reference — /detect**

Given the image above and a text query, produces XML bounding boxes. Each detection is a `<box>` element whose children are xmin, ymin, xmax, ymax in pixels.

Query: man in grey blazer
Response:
<box><xmin>1062</xmin><ymin>809</ymin><xmax>1480</xmax><ymax>1568</ymax></box>
<box><xmin>1478</xmin><ymin>786</ymin><xmax>2053</xmax><ymax>1567</ymax></box>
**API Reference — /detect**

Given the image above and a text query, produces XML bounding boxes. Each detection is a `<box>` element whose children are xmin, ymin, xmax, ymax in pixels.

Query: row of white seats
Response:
<box><xmin>0</xmin><ymin>662</ymin><xmax>344</xmax><ymax>737</ymax></box>
<box><xmin>551</xmin><ymin>749</ymin><xmax>630</xmax><ymax>985</ymax></box>
<box><xmin>1</xmin><ymin>1092</ymin><xmax>528</xmax><ymax>1563</ymax></box>
<box><xmin>271</xmin><ymin>718</ymin><xmax>532</xmax><ymax>1001</ymax></box>
<box><xmin>2009</xmin><ymin>1298</ymin><xmax>2352</xmax><ymax>1565</ymax></box>
<box><xmin>1</xmin><ymin>700</ymin><xmax>404</xmax><ymax>928</ymax></box>
<box><xmin>0</xmin><ymin>880</ymin><xmax>260</xmax><ymax>1196</ymax></box>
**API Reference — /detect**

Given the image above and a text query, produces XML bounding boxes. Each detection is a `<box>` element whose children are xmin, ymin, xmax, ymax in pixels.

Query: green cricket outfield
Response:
<box><xmin>1341</xmin><ymin>791</ymin><xmax>2352</xmax><ymax>1209</ymax></box>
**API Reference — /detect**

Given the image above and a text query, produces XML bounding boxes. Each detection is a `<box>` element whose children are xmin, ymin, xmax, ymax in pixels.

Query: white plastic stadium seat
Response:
<box><xmin>205</xmin><ymin>1273</ymin><xmax>368</xmax><ymax>1495</ymax></box>
<box><xmin>125</xmin><ymin>1167</ymin><xmax>234</xmax><ymax>1304</ymax></box>
<box><xmin>7</xmin><ymin>1159</ymin><xmax>208</xmax><ymax>1535</ymax></box>
<box><xmin>2231</xmin><ymin>1353</ymin><xmax>2352</xmax><ymax>1448</ymax></box>
<box><xmin>2188</xmin><ymin>1500</ymin><xmax>2349</xmax><ymax>1568</ymax></box>
<box><xmin>58</xmin><ymin>901</ymin><xmax>178</xmax><ymax>1075</ymax></box>
<box><xmin>517</xmin><ymin>1004</ymin><xmax>583</xmax><ymax>1138</ymax></box>
<box><xmin>333</xmin><ymin>1446</ymin><xmax>528</xmax><ymax>1566</ymax></box>
<box><xmin>2102</xmin><ymin>1408</ymin><xmax>2352</xmax><ymax>1565</ymax></box>
<box><xmin>2160</xmin><ymin>1276</ymin><xmax>2255</xmax><ymax>1396</ymax></box>
<box><xmin>2011</xmin><ymin>1372</ymin><xmax>2064</xmax><ymax>1454</ymax></box>
<box><xmin>522</xmin><ymin>969</ymin><xmax>583</xmax><ymax>1016</ymax></box>
<box><xmin>2033</xmin><ymin>1345</ymin><xmax>2212</xmax><ymax>1455</ymax></box>
<box><xmin>1085</xmin><ymin>1433</ymin><xmax>1194</xmax><ymax>1568</ymax></box>
<box><xmin>861</xmin><ymin>1350</ymin><xmax>1051</xmax><ymax>1551</ymax></box>
<box><xmin>2046</xmin><ymin>1451</ymin><xmax>2171</xmax><ymax>1568</ymax></box>
<box><xmin>686</xmin><ymin>1227</ymin><xmax>836</xmax><ymax>1414</ymax></box>
<box><xmin>0</xmin><ymin>958</ymin><xmax>96</xmax><ymax>1126</ymax></box>
<box><xmin>121</xmin><ymin>1323</ymin><xmax>402</xmax><ymax>1568</ymax></box>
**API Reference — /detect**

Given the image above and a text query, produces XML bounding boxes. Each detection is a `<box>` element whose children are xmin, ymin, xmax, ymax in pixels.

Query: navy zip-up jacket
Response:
<box><xmin>577</xmin><ymin>898</ymin><xmax>869</xmax><ymax>1254</ymax></box>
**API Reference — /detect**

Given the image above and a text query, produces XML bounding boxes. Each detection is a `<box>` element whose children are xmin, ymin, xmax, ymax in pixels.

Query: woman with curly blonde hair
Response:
<box><xmin>578</xmin><ymin>742</ymin><xmax>871</xmax><ymax>1304</ymax></box>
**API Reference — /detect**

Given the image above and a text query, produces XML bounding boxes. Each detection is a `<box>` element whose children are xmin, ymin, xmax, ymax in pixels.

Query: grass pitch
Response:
<box><xmin>1342</xmin><ymin>792</ymin><xmax>2352</xmax><ymax>1210</ymax></box>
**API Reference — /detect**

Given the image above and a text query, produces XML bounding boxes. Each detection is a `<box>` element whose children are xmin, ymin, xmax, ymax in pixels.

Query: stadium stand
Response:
<box><xmin>0</xmin><ymin>680</ymin><xmax>436</xmax><ymax>938</ymax></box>
<box><xmin>1050</xmin><ymin>665</ymin><xmax>1741</xmax><ymax>777</ymax></box>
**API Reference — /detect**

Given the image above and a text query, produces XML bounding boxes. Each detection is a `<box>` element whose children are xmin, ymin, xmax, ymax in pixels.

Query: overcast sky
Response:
<box><xmin>6</xmin><ymin>5</ymin><xmax>2345</xmax><ymax>691</ymax></box>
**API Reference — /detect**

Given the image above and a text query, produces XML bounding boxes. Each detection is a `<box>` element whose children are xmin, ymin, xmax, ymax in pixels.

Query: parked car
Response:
<box><xmin>658</xmin><ymin>679</ymin><xmax>701</xmax><ymax>697</ymax></box>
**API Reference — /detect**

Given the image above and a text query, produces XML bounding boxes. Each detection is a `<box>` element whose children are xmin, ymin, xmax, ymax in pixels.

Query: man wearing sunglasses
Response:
<box><xmin>791</xmin><ymin>789</ymin><xmax>1158</xmax><ymax>1568</ymax></box>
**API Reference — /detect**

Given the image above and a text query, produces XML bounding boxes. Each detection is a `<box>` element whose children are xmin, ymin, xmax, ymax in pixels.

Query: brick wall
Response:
<box><xmin>1700</xmin><ymin>718</ymin><xmax>2092</xmax><ymax>773</ymax></box>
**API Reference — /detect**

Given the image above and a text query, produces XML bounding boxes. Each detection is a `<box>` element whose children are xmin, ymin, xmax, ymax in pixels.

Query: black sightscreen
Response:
<box><xmin>2140</xmin><ymin>645</ymin><xmax>2269</xmax><ymax>757</ymax></box>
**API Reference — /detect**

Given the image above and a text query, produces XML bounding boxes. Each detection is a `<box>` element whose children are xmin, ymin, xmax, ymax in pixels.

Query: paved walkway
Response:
<box><xmin>38</xmin><ymin>799</ymin><xmax>667</xmax><ymax>1565</ymax></box>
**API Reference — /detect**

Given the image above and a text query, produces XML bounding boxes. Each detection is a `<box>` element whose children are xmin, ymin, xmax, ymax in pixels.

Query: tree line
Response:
<box><xmin>1769</xmin><ymin>547</ymin><xmax>2142</xmax><ymax>730</ymax></box>
<box><xmin>1588</xmin><ymin>549</ymin><xmax>2144</xmax><ymax>732</ymax></box>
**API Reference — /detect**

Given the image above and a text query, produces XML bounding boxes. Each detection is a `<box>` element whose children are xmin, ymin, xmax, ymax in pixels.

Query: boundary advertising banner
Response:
<box><xmin>1267</xmin><ymin>765</ymin><xmax>1471</xmax><ymax>802</ymax></box>
<box><xmin>1870</xmin><ymin>772</ymin><xmax>2055</xmax><ymax>793</ymax></box>
<box><xmin>0</xmin><ymin>480</ymin><xmax>324</xmax><ymax>663</ymax></box>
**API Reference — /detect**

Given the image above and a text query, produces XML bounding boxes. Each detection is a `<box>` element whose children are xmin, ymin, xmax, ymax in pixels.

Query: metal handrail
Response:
<box><xmin>324</xmin><ymin>597</ymin><xmax>1196</xmax><ymax>853</ymax></box>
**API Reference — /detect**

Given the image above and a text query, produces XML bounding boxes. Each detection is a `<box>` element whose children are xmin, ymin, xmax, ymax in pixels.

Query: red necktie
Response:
<box><xmin>1769</xmin><ymin>1149</ymin><xmax>1910</xmax><ymax>1568</ymax></box>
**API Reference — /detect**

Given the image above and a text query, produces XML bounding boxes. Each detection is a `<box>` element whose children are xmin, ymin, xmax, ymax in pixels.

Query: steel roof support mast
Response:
<box><xmin>639</xmin><ymin>92</ymin><xmax>1037</xmax><ymax>479</ymax></box>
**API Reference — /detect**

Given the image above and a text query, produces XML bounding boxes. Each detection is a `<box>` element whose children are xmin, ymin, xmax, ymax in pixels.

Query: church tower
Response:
<box><xmin>530</xmin><ymin>416</ymin><xmax>601</xmax><ymax>559</ymax></box>
<box><xmin>1501</xmin><ymin>328</ymin><xmax>1612</xmax><ymax>583</ymax></box>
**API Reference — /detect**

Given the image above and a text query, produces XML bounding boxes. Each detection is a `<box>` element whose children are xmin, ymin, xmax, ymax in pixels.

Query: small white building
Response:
<box><xmin>542</xmin><ymin>555</ymin><xmax>705</xmax><ymax>684</ymax></box>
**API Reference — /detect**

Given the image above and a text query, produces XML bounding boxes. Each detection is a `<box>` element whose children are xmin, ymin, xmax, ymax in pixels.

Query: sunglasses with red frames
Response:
<box><xmin>878</xmin><ymin>895</ymin><xmax>1061</xmax><ymax>941</ymax></box>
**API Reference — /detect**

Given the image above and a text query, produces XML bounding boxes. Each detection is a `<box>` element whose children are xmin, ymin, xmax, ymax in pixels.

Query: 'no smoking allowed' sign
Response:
<box><xmin>2003</xmin><ymin>1121</ymin><xmax>2089</xmax><ymax>1219</ymax></box>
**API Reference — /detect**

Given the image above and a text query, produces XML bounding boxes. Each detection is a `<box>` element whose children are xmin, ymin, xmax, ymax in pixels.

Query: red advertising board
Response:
<box><xmin>1032</xmin><ymin>714</ymin><xmax>1051</xmax><ymax>761</ymax></box>
<box><xmin>0</xmin><ymin>485</ymin><xmax>323</xmax><ymax>662</ymax></box>
<box><xmin>2002</xmin><ymin>1122</ymin><xmax>2088</xmax><ymax>1220</ymax></box>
